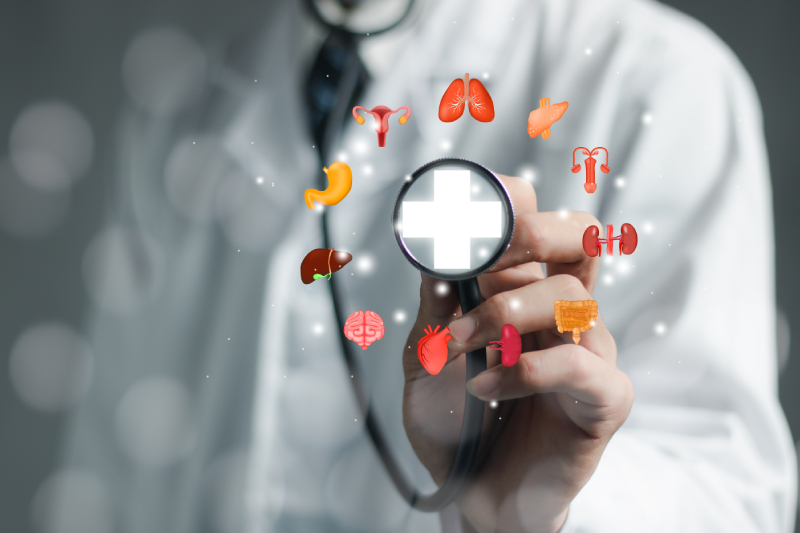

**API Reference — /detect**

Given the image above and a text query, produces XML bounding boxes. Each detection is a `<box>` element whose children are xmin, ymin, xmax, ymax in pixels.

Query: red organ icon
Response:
<box><xmin>438</xmin><ymin>73</ymin><xmax>495</xmax><ymax>123</ymax></box>
<box><xmin>583</xmin><ymin>224</ymin><xmax>638</xmax><ymax>257</ymax></box>
<box><xmin>417</xmin><ymin>324</ymin><xmax>452</xmax><ymax>375</ymax></box>
<box><xmin>487</xmin><ymin>324</ymin><xmax>522</xmax><ymax>367</ymax></box>
<box><xmin>571</xmin><ymin>147</ymin><xmax>609</xmax><ymax>193</ymax></box>
<box><xmin>352</xmin><ymin>106</ymin><xmax>411</xmax><ymax>147</ymax></box>
<box><xmin>344</xmin><ymin>310</ymin><xmax>385</xmax><ymax>350</ymax></box>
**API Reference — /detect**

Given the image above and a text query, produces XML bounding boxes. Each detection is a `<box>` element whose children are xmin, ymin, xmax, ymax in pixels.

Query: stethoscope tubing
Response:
<box><xmin>310</xmin><ymin>12</ymin><xmax>489</xmax><ymax>511</ymax></box>
<box><xmin>302</xmin><ymin>0</ymin><xmax>418</xmax><ymax>38</ymax></box>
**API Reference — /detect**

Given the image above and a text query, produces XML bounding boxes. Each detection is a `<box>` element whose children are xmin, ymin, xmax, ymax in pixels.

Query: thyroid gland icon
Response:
<box><xmin>352</xmin><ymin>106</ymin><xmax>410</xmax><ymax>147</ymax></box>
<box><xmin>438</xmin><ymin>73</ymin><xmax>495</xmax><ymax>123</ymax></box>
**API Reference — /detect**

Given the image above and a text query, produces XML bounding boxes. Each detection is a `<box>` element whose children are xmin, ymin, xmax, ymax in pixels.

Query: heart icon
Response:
<box><xmin>438</xmin><ymin>73</ymin><xmax>495</xmax><ymax>123</ymax></box>
<box><xmin>417</xmin><ymin>324</ymin><xmax>452</xmax><ymax>375</ymax></box>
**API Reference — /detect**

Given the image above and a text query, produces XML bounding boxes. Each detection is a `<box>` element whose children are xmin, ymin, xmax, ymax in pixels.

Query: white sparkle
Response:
<box><xmin>615</xmin><ymin>177</ymin><xmax>625</xmax><ymax>188</ymax></box>
<box><xmin>585</xmin><ymin>48</ymin><xmax>592</xmax><ymax>55</ymax></box>
<box><xmin>643</xmin><ymin>221</ymin><xmax>654</xmax><ymax>234</ymax></box>
<box><xmin>602</xmin><ymin>274</ymin><xmax>614</xmax><ymax>285</ymax></box>
<box><xmin>518</xmin><ymin>166</ymin><xmax>537</xmax><ymax>184</ymax></box>
<box><xmin>654</xmin><ymin>322</ymin><xmax>667</xmax><ymax>335</ymax></box>
<box><xmin>482</xmin><ymin>72</ymin><xmax>490</xmax><ymax>80</ymax></box>
<box><xmin>489</xmin><ymin>400</ymin><xmax>498</xmax><ymax>409</ymax></box>
<box><xmin>558</xmin><ymin>209</ymin><xmax>569</xmax><ymax>219</ymax></box>
<box><xmin>509</xmin><ymin>298</ymin><xmax>521</xmax><ymax>310</ymax></box>
<box><xmin>356</xmin><ymin>255</ymin><xmax>374</xmax><ymax>274</ymax></box>
<box><xmin>354</xmin><ymin>140</ymin><xmax>368</xmax><ymax>154</ymax></box>
<box><xmin>256</xmin><ymin>176</ymin><xmax>264</xmax><ymax>184</ymax></box>
<box><xmin>642</xmin><ymin>112</ymin><xmax>654</xmax><ymax>125</ymax></box>
<box><xmin>362</xmin><ymin>164</ymin><xmax>373</xmax><ymax>176</ymax></box>
<box><xmin>393</xmin><ymin>310</ymin><xmax>407</xmax><ymax>323</ymax></box>
<box><xmin>337</xmin><ymin>151</ymin><xmax>348</xmax><ymax>162</ymax></box>
<box><xmin>312</xmin><ymin>323</ymin><xmax>324</xmax><ymax>335</ymax></box>
<box><xmin>441</xmin><ymin>140</ymin><xmax>452</xmax><ymax>151</ymax></box>
<box><xmin>615</xmin><ymin>259</ymin><xmax>632</xmax><ymax>275</ymax></box>
<box><xmin>435</xmin><ymin>282</ymin><xmax>450</xmax><ymax>296</ymax></box>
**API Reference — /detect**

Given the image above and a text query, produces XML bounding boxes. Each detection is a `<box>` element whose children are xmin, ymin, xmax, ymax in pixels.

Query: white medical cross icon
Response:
<box><xmin>402</xmin><ymin>169</ymin><xmax>501</xmax><ymax>269</ymax></box>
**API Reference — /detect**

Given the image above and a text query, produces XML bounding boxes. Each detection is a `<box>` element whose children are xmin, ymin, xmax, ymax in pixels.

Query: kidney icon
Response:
<box><xmin>344</xmin><ymin>310</ymin><xmax>385</xmax><ymax>350</ymax></box>
<box><xmin>487</xmin><ymin>324</ymin><xmax>522</xmax><ymax>366</ymax></box>
<box><xmin>438</xmin><ymin>73</ymin><xmax>495</xmax><ymax>123</ymax></box>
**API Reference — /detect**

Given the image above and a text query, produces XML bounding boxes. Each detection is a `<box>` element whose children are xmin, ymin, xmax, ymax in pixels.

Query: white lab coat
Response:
<box><xmin>59</xmin><ymin>0</ymin><xmax>796</xmax><ymax>532</ymax></box>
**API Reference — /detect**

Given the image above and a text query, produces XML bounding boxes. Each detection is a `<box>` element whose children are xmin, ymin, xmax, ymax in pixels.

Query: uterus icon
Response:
<box><xmin>352</xmin><ymin>105</ymin><xmax>411</xmax><ymax>147</ymax></box>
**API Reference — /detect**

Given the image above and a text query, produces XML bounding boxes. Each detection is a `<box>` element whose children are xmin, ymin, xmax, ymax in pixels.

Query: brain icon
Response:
<box><xmin>344</xmin><ymin>310</ymin><xmax>385</xmax><ymax>350</ymax></box>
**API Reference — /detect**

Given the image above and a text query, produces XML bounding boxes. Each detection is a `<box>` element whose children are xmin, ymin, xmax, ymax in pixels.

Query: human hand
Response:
<box><xmin>402</xmin><ymin>175</ymin><xmax>634</xmax><ymax>533</ymax></box>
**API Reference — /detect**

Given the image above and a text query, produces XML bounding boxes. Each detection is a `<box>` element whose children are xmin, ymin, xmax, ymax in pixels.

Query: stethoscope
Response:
<box><xmin>303</xmin><ymin>0</ymin><xmax>516</xmax><ymax>512</ymax></box>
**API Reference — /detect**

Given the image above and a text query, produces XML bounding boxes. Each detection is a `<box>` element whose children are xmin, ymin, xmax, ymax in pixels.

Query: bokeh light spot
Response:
<box><xmin>9</xmin><ymin>322</ymin><xmax>93</xmax><ymax>412</ymax></box>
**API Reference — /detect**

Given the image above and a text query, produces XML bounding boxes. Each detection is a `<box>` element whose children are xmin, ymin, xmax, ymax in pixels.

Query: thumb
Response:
<box><xmin>418</xmin><ymin>273</ymin><xmax>460</xmax><ymax>322</ymax></box>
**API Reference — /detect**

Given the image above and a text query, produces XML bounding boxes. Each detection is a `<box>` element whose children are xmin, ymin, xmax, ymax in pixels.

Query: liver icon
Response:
<box><xmin>300</xmin><ymin>248</ymin><xmax>352</xmax><ymax>284</ymax></box>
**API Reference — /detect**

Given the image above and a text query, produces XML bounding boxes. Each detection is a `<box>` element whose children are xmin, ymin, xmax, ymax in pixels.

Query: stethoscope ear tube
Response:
<box><xmin>313</xmin><ymin>14</ymin><xmax>487</xmax><ymax>510</ymax></box>
<box><xmin>303</xmin><ymin>0</ymin><xmax>418</xmax><ymax>37</ymax></box>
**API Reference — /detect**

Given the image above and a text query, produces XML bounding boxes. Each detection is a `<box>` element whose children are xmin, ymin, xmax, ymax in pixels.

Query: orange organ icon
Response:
<box><xmin>571</xmin><ymin>147</ymin><xmax>610</xmax><ymax>193</ymax></box>
<box><xmin>304</xmin><ymin>162</ymin><xmax>352</xmax><ymax>209</ymax></box>
<box><xmin>554</xmin><ymin>300</ymin><xmax>598</xmax><ymax>345</ymax></box>
<box><xmin>527</xmin><ymin>98</ymin><xmax>569</xmax><ymax>140</ymax></box>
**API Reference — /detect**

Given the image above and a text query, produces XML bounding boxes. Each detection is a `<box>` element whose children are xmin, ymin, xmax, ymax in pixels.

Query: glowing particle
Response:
<box><xmin>435</xmin><ymin>281</ymin><xmax>450</xmax><ymax>296</ymax></box>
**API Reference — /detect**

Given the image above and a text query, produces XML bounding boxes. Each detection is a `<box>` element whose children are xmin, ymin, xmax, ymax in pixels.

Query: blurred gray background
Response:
<box><xmin>0</xmin><ymin>0</ymin><xmax>797</xmax><ymax>531</ymax></box>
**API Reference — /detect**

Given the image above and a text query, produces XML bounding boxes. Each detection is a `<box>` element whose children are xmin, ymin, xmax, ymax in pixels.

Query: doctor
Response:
<box><xmin>58</xmin><ymin>0</ymin><xmax>795</xmax><ymax>532</ymax></box>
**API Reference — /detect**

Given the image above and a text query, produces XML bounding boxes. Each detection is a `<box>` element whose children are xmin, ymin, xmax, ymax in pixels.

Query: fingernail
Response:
<box><xmin>448</xmin><ymin>315</ymin><xmax>477</xmax><ymax>343</ymax></box>
<box><xmin>467</xmin><ymin>369</ymin><xmax>501</xmax><ymax>398</ymax></box>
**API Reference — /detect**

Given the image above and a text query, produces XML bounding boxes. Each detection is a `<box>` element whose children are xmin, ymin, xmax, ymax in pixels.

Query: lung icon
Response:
<box><xmin>344</xmin><ymin>310</ymin><xmax>385</xmax><ymax>350</ymax></box>
<box><xmin>438</xmin><ymin>73</ymin><xmax>494</xmax><ymax>123</ymax></box>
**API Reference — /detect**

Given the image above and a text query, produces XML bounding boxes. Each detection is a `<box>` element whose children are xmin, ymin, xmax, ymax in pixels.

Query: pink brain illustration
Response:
<box><xmin>344</xmin><ymin>310</ymin><xmax>385</xmax><ymax>350</ymax></box>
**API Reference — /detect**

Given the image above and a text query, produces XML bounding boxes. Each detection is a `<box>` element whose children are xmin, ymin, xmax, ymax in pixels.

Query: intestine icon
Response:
<box><xmin>571</xmin><ymin>147</ymin><xmax>609</xmax><ymax>193</ymax></box>
<box><xmin>352</xmin><ymin>106</ymin><xmax>411</xmax><ymax>147</ymax></box>
<box><xmin>554</xmin><ymin>300</ymin><xmax>598</xmax><ymax>345</ymax></box>
<box><xmin>344</xmin><ymin>310</ymin><xmax>386</xmax><ymax>350</ymax></box>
